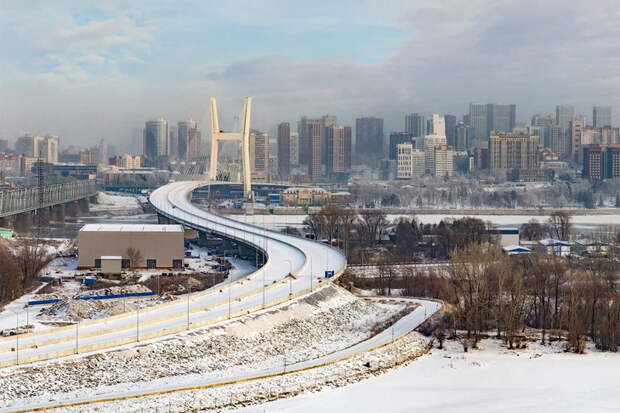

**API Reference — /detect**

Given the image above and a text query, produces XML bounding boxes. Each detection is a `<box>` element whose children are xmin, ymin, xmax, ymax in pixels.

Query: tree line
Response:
<box><xmin>0</xmin><ymin>239</ymin><xmax>53</xmax><ymax>306</ymax></box>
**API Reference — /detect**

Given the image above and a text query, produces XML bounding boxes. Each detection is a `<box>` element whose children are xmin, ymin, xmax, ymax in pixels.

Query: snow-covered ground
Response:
<box><xmin>231</xmin><ymin>213</ymin><xmax>620</xmax><ymax>231</ymax></box>
<box><xmin>89</xmin><ymin>192</ymin><xmax>141</xmax><ymax>214</ymax></box>
<box><xmin>0</xmin><ymin>286</ymin><xmax>419</xmax><ymax>411</ymax></box>
<box><xmin>232</xmin><ymin>338</ymin><xmax>620</xmax><ymax>413</ymax></box>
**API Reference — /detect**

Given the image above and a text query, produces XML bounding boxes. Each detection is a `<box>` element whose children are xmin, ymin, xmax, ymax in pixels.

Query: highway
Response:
<box><xmin>0</xmin><ymin>297</ymin><xmax>441</xmax><ymax>412</ymax></box>
<box><xmin>0</xmin><ymin>181</ymin><xmax>346</xmax><ymax>367</ymax></box>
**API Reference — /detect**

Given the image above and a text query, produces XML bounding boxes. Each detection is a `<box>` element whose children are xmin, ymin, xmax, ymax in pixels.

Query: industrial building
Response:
<box><xmin>78</xmin><ymin>224</ymin><xmax>184</xmax><ymax>270</ymax></box>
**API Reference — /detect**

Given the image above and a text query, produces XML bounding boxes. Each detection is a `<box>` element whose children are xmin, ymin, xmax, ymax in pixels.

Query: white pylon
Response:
<box><xmin>209</xmin><ymin>97</ymin><xmax>252</xmax><ymax>200</ymax></box>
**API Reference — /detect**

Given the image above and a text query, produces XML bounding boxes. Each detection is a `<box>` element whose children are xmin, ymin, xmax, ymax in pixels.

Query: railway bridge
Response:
<box><xmin>0</xmin><ymin>180</ymin><xmax>97</xmax><ymax>232</ymax></box>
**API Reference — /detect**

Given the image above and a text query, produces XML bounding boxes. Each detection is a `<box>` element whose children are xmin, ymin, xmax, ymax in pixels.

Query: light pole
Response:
<box><xmin>75</xmin><ymin>321</ymin><xmax>79</xmax><ymax>354</ymax></box>
<box><xmin>283</xmin><ymin>259</ymin><xmax>293</xmax><ymax>296</ymax></box>
<box><xmin>136</xmin><ymin>304</ymin><xmax>140</xmax><ymax>343</ymax></box>
<box><xmin>310</xmin><ymin>256</ymin><xmax>313</xmax><ymax>292</ymax></box>
<box><xmin>12</xmin><ymin>310</ymin><xmax>18</xmax><ymax>365</ymax></box>
<box><xmin>187</xmin><ymin>280</ymin><xmax>191</xmax><ymax>330</ymax></box>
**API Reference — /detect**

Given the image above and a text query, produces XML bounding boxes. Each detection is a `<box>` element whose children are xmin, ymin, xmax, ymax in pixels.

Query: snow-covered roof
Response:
<box><xmin>100</xmin><ymin>256</ymin><xmax>122</xmax><ymax>260</ymax></box>
<box><xmin>539</xmin><ymin>238</ymin><xmax>572</xmax><ymax>246</ymax></box>
<box><xmin>80</xmin><ymin>224</ymin><xmax>183</xmax><ymax>233</ymax></box>
<box><xmin>502</xmin><ymin>245</ymin><xmax>532</xmax><ymax>254</ymax></box>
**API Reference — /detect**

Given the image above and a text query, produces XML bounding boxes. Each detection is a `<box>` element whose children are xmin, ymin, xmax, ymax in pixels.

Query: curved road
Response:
<box><xmin>0</xmin><ymin>181</ymin><xmax>345</xmax><ymax>367</ymax></box>
<box><xmin>0</xmin><ymin>297</ymin><xmax>441</xmax><ymax>412</ymax></box>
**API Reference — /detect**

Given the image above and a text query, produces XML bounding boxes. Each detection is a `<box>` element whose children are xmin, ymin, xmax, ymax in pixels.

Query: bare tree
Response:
<box><xmin>125</xmin><ymin>247</ymin><xmax>144</xmax><ymax>269</ymax></box>
<box><xmin>547</xmin><ymin>211</ymin><xmax>572</xmax><ymax>240</ymax></box>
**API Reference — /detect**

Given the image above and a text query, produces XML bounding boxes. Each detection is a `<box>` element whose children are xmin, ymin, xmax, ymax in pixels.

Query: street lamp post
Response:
<box><xmin>13</xmin><ymin>310</ymin><xmax>19</xmax><ymax>365</ymax></box>
<box><xmin>187</xmin><ymin>280</ymin><xmax>191</xmax><ymax>330</ymax></box>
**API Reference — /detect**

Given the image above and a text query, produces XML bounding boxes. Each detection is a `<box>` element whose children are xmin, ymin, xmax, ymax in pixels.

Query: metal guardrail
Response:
<box><xmin>0</xmin><ymin>180</ymin><xmax>97</xmax><ymax>218</ymax></box>
<box><xmin>27</xmin><ymin>292</ymin><xmax>157</xmax><ymax>306</ymax></box>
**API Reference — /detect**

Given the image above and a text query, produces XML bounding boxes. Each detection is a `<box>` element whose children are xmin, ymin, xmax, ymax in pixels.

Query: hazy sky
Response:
<box><xmin>1</xmin><ymin>0</ymin><xmax>619</xmax><ymax>149</ymax></box>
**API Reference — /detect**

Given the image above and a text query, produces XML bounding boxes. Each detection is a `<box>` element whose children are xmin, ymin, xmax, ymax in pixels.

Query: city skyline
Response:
<box><xmin>1</xmin><ymin>1</ymin><xmax>619</xmax><ymax>147</ymax></box>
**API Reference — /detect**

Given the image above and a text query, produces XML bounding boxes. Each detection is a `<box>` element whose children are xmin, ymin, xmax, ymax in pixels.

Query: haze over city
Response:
<box><xmin>1</xmin><ymin>0</ymin><xmax>619</xmax><ymax>147</ymax></box>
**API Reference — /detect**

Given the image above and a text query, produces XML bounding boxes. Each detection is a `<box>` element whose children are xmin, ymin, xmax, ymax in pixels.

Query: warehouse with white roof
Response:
<box><xmin>78</xmin><ymin>224</ymin><xmax>184</xmax><ymax>270</ymax></box>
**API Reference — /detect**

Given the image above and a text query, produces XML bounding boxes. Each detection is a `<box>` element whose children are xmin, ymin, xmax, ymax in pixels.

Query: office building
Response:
<box><xmin>250</xmin><ymin>130</ymin><xmax>269</xmax><ymax>182</ymax></box>
<box><xmin>396</xmin><ymin>143</ymin><xmax>424</xmax><ymax>179</ymax></box>
<box><xmin>430</xmin><ymin>114</ymin><xmax>446</xmax><ymax>136</ymax></box>
<box><xmin>489</xmin><ymin>134</ymin><xmax>539</xmax><ymax>171</ymax></box>
<box><xmin>15</xmin><ymin>135</ymin><xmax>58</xmax><ymax>164</ymax></box>
<box><xmin>469</xmin><ymin>103</ymin><xmax>488</xmax><ymax>142</ymax></box>
<box><xmin>144</xmin><ymin>118</ymin><xmax>169</xmax><ymax>158</ymax></box>
<box><xmin>444</xmin><ymin>114</ymin><xmax>456</xmax><ymax>147</ymax></box>
<box><xmin>186</xmin><ymin>127</ymin><xmax>201</xmax><ymax>160</ymax></box>
<box><xmin>298</xmin><ymin>117</ymin><xmax>321</xmax><ymax>166</ymax></box>
<box><xmin>571</xmin><ymin>115</ymin><xmax>587</xmax><ymax>161</ymax></box>
<box><xmin>593</xmin><ymin>106</ymin><xmax>612</xmax><ymax>128</ymax></box>
<box><xmin>556</xmin><ymin>105</ymin><xmax>575</xmax><ymax>133</ymax></box>
<box><xmin>455</xmin><ymin>122</ymin><xmax>473</xmax><ymax>151</ymax></box>
<box><xmin>343</xmin><ymin>126</ymin><xmax>352</xmax><ymax>172</ymax></box>
<box><xmin>290</xmin><ymin>132</ymin><xmax>299</xmax><ymax>167</ymax></box>
<box><xmin>355</xmin><ymin>117</ymin><xmax>384</xmax><ymax>158</ymax></box>
<box><xmin>433</xmin><ymin>144</ymin><xmax>454</xmax><ymax>177</ymax></box>
<box><xmin>549</xmin><ymin>124</ymin><xmax>570</xmax><ymax>159</ymax></box>
<box><xmin>177</xmin><ymin>120</ymin><xmax>197</xmax><ymax>160</ymax></box>
<box><xmin>306</xmin><ymin>121</ymin><xmax>323</xmax><ymax>181</ymax></box>
<box><xmin>424</xmin><ymin>134</ymin><xmax>447</xmax><ymax>174</ymax></box>
<box><xmin>388</xmin><ymin>132</ymin><xmax>413</xmax><ymax>160</ymax></box>
<box><xmin>277</xmin><ymin>122</ymin><xmax>290</xmax><ymax>178</ymax></box>
<box><xmin>0</xmin><ymin>139</ymin><xmax>8</xmax><ymax>153</ymax></box>
<box><xmin>489</xmin><ymin>104</ymin><xmax>516</xmax><ymax>134</ymax></box>
<box><xmin>118</xmin><ymin>154</ymin><xmax>141</xmax><ymax>169</ymax></box>
<box><xmin>405</xmin><ymin>113</ymin><xmax>426</xmax><ymax>137</ymax></box>
<box><xmin>326</xmin><ymin>125</ymin><xmax>350</xmax><ymax>181</ymax></box>
<box><xmin>321</xmin><ymin>115</ymin><xmax>337</xmax><ymax>168</ymax></box>
<box><xmin>168</xmin><ymin>127</ymin><xmax>177</xmax><ymax>158</ymax></box>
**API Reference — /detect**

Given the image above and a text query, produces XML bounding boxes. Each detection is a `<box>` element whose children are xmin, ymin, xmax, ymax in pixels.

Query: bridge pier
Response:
<box><xmin>14</xmin><ymin>212</ymin><xmax>33</xmax><ymax>233</ymax></box>
<box><xmin>66</xmin><ymin>201</ymin><xmax>80</xmax><ymax>218</ymax></box>
<box><xmin>89</xmin><ymin>194</ymin><xmax>98</xmax><ymax>204</ymax></box>
<box><xmin>52</xmin><ymin>204</ymin><xmax>66</xmax><ymax>223</ymax></box>
<box><xmin>35</xmin><ymin>207</ymin><xmax>51</xmax><ymax>227</ymax></box>
<box><xmin>0</xmin><ymin>216</ymin><xmax>13</xmax><ymax>229</ymax></box>
<box><xmin>78</xmin><ymin>198</ymin><xmax>90</xmax><ymax>213</ymax></box>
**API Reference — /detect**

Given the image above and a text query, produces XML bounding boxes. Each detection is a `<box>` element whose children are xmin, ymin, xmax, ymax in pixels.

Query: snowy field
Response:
<box><xmin>89</xmin><ymin>192</ymin><xmax>142</xmax><ymax>214</ymax></box>
<box><xmin>0</xmin><ymin>286</ymin><xmax>416</xmax><ymax>411</ymax></box>
<box><xmin>230</xmin><ymin>213</ymin><xmax>620</xmax><ymax>231</ymax></box>
<box><xmin>232</xmin><ymin>338</ymin><xmax>620</xmax><ymax>413</ymax></box>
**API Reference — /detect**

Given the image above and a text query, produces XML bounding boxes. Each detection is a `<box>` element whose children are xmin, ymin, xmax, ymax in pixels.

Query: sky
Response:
<box><xmin>1</xmin><ymin>0</ymin><xmax>619</xmax><ymax>150</ymax></box>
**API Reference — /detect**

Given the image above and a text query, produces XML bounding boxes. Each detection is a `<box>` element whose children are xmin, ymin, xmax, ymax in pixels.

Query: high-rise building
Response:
<box><xmin>489</xmin><ymin>134</ymin><xmax>539</xmax><ymax>171</ymax></box>
<box><xmin>469</xmin><ymin>103</ymin><xmax>488</xmax><ymax>142</ymax></box>
<box><xmin>298</xmin><ymin>117</ymin><xmax>321</xmax><ymax>166</ymax></box>
<box><xmin>307</xmin><ymin>121</ymin><xmax>322</xmax><ymax>181</ymax></box>
<box><xmin>326</xmin><ymin>125</ymin><xmax>349</xmax><ymax>181</ymax></box>
<box><xmin>168</xmin><ymin>127</ymin><xmax>178</xmax><ymax>158</ymax></box>
<box><xmin>455</xmin><ymin>122</ymin><xmax>473</xmax><ymax>151</ymax></box>
<box><xmin>424</xmin><ymin>134</ymin><xmax>447</xmax><ymax>174</ymax></box>
<box><xmin>355</xmin><ymin>117</ymin><xmax>384</xmax><ymax>158</ymax></box>
<box><xmin>433</xmin><ymin>144</ymin><xmax>454</xmax><ymax>177</ymax></box>
<box><xmin>444</xmin><ymin>114</ymin><xmax>457</xmax><ymax>147</ymax></box>
<box><xmin>250</xmin><ymin>130</ymin><xmax>269</xmax><ymax>182</ymax></box>
<box><xmin>321</xmin><ymin>115</ymin><xmax>337</xmax><ymax>168</ymax></box>
<box><xmin>343</xmin><ymin>126</ymin><xmax>352</xmax><ymax>172</ymax></box>
<box><xmin>470</xmin><ymin>103</ymin><xmax>517</xmax><ymax>142</ymax></box>
<box><xmin>0</xmin><ymin>139</ymin><xmax>8</xmax><ymax>153</ymax></box>
<box><xmin>396</xmin><ymin>143</ymin><xmax>425</xmax><ymax>179</ymax></box>
<box><xmin>144</xmin><ymin>118</ymin><xmax>169</xmax><ymax>158</ymax></box>
<box><xmin>430</xmin><ymin>114</ymin><xmax>446</xmax><ymax>136</ymax></box>
<box><xmin>489</xmin><ymin>104</ymin><xmax>516</xmax><ymax>134</ymax></box>
<box><xmin>388</xmin><ymin>132</ymin><xmax>412</xmax><ymax>160</ymax></box>
<box><xmin>549</xmin><ymin>124</ymin><xmax>570</xmax><ymax>159</ymax></box>
<box><xmin>405</xmin><ymin>113</ymin><xmax>426</xmax><ymax>137</ymax></box>
<box><xmin>277</xmin><ymin>122</ymin><xmax>291</xmax><ymax>179</ymax></box>
<box><xmin>593</xmin><ymin>106</ymin><xmax>612</xmax><ymax>128</ymax></box>
<box><xmin>177</xmin><ymin>120</ymin><xmax>197</xmax><ymax>160</ymax></box>
<box><xmin>186</xmin><ymin>127</ymin><xmax>201</xmax><ymax>160</ymax></box>
<box><xmin>570</xmin><ymin>115</ymin><xmax>587</xmax><ymax>161</ymax></box>
<box><xmin>555</xmin><ymin>105</ymin><xmax>575</xmax><ymax>133</ymax></box>
<box><xmin>289</xmin><ymin>132</ymin><xmax>299</xmax><ymax>167</ymax></box>
<box><xmin>15</xmin><ymin>135</ymin><xmax>58</xmax><ymax>163</ymax></box>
